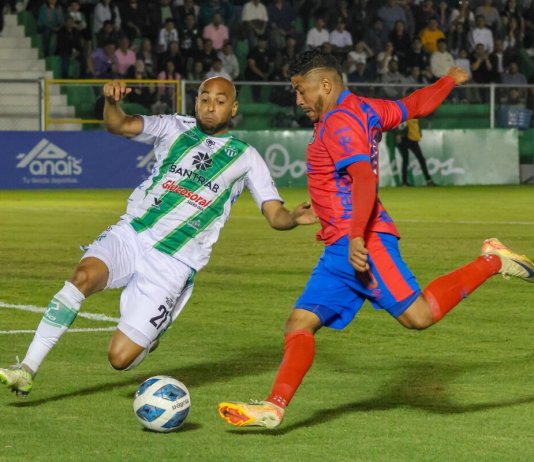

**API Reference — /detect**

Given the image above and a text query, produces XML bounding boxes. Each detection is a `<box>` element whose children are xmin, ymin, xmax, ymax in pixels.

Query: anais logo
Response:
<box><xmin>16</xmin><ymin>139</ymin><xmax>82</xmax><ymax>176</ymax></box>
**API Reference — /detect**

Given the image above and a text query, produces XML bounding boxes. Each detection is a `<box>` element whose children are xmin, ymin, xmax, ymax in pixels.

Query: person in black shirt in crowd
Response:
<box><xmin>244</xmin><ymin>35</ymin><xmax>274</xmax><ymax>102</ymax></box>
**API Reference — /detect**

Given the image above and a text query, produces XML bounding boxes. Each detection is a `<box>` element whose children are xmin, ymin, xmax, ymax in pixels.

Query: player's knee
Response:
<box><xmin>70</xmin><ymin>259</ymin><xmax>108</xmax><ymax>296</ymax></box>
<box><xmin>404</xmin><ymin>312</ymin><xmax>434</xmax><ymax>330</ymax></box>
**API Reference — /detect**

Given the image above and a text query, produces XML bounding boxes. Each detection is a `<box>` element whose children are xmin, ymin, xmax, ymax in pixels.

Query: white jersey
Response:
<box><xmin>122</xmin><ymin>114</ymin><xmax>282</xmax><ymax>271</ymax></box>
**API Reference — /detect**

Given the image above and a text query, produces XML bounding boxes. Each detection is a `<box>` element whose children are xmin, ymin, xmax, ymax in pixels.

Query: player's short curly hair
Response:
<box><xmin>288</xmin><ymin>49</ymin><xmax>343</xmax><ymax>78</ymax></box>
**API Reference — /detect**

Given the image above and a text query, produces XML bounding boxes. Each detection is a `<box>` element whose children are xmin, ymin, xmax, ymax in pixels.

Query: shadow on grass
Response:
<box><xmin>9</xmin><ymin>346</ymin><xmax>279</xmax><ymax>408</ymax></box>
<box><xmin>228</xmin><ymin>361</ymin><xmax>534</xmax><ymax>436</ymax></box>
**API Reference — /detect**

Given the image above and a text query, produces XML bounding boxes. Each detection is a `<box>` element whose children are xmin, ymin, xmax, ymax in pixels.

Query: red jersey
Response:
<box><xmin>307</xmin><ymin>89</ymin><xmax>407</xmax><ymax>245</ymax></box>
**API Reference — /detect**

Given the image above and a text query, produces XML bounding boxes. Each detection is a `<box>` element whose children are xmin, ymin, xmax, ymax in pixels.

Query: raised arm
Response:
<box><xmin>103</xmin><ymin>80</ymin><xmax>144</xmax><ymax>137</ymax></box>
<box><xmin>262</xmin><ymin>200</ymin><xmax>317</xmax><ymax>231</ymax></box>
<box><xmin>399</xmin><ymin>67</ymin><xmax>469</xmax><ymax>119</ymax></box>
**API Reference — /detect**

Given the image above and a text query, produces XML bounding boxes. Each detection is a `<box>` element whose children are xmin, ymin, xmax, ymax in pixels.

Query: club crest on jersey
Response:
<box><xmin>224</xmin><ymin>146</ymin><xmax>238</xmax><ymax>157</ymax></box>
<box><xmin>192</xmin><ymin>152</ymin><xmax>212</xmax><ymax>171</ymax></box>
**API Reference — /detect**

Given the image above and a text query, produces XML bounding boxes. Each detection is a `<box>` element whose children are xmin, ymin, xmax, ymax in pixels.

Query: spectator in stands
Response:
<box><xmin>436</xmin><ymin>1</ymin><xmax>451</xmax><ymax>33</ymax></box>
<box><xmin>89</xmin><ymin>40</ymin><xmax>118</xmax><ymax>78</ymax></box>
<box><xmin>389</xmin><ymin>19</ymin><xmax>412</xmax><ymax>65</ymax></box>
<box><xmin>420</xmin><ymin>18</ymin><xmax>445</xmax><ymax>54</ymax></box>
<box><xmin>504</xmin><ymin>86</ymin><xmax>526</xmax><ymax>107</ymax></box>
<box><xmin>244</xmin><ymin>35</ymin><xmax>274</xmax><ymax>102</ymax></box>
<box><xmin>448</xmin><ymin>21</ymin><xmax>469</xmax><ymax>57</ymax></box>
<box><xmin>218</xmin><ymin>41</ymin><xmax>239</xmax><ymax>80</ymax></box>
<box><xmin>159</xmin><ymin>40</ymin><xmax>186</xmax><ymax>76</ymax></box>
<box><xmin>93</xmin><ymin>0</ymin><xmax>120</xmax><ymax>36</ymax></box>
<box><xmin>56</xmin><ymin>15</ymin><xmax>83</xmax><ymax>78</ymax></box>
<box><xmin>501</xmin><ymin>61</ymin><xmax>528</xmax><ymax>86</ymax></box>
<box><xmin>476</xmin><ymin>0</ymin><xmax>501</xmax><ymax>32</ymax></box>
<box><xmin>490</xmin><ymin>38</ymin><xmax>515</xmax><ymax>82</ymax></box>
<box><xmin>345</xmin><ymin>40</ymin><xmax>374</xmax><ymax>74</ymax></box>
<box><xmin>176</xmin><ymin>0</ymin><xmax>200</xmax><ymax>29</ymax></box>
<box><xmin>38</xmin><ymin>0</ymin><xmax>64</xmax><ymax>56</ymax></box>
<box><xmin>347</xmin><ymin>61</ymin><xmax>374</xmax><ymax>92</ymax></box>
<box><xmin>195</xmin><ymin>38</ymin><xmax>218</xmax><ymax>73</ymax></box>
<box><xmin>149</xmin><ymin>0</ymin><xmax>178</xmax><ymax>35</ymax></box>
<box><xmin>187</xmin><ymin>60</ymin><xmax>205</xmax><ymax>80</ymax></box>
<box><xmin>203</xmin><ymin>12</ymin><xmax>229</xmax><ymax>51</ymax></box>
<box><xmin>180</xmin><ymin>13</ymin><xmax>203</xmax><ymax>63</ymax></box>
<box><xmin>136</xmin><ymin>38</ymin><xmax>158</xmax><ymax>78</ymax></box>
<box><xmin>405</xmin><ymin>37</ymin><xmax>430</xmax><ymax>75</ymax></box>
<box><xmin>119</xmin><ymin>0</ymin><xmax>149</xmax><ymax>41</ymax></box>
<box><xmin>156</xmin><ymin>59</ymin><xmax>182</xmax><ymax>113</ymax></box>
<box><xmin>325</xmin><ymin>0</ymin><xmax>351</xmax><ymax>32</ymax></box>
<box><xmin>67</xmin><ymin>1</ymin><xmax>89</xmax><ymax>40</ymax></box>
<box><xmin>471</xmin><ymin>42</ymin><xmax>494</xmax><ymax>103</ymax></box>
<box><xmin>306</xmin><ymin>16</ymin><xmax>329</xmax><ymax>50</ymax></box>
<box><xmin>449</xmin><ymin>0</ymin><xmax>475</xmax><ymax>29</ymax></box>
<box><xmin>502</xmin><ymin>16</ymin><xmax>523</xmax><ymax>54</ymax></box>
<box><xmin>468</xmin><ymin>15</ymin><xmax>494</xmax><ymax>53</ymax></box>
<box><xmin>329</xmin><ymin>18</ymin><xmax>353</xmax><ymax>63</ymax></box>
<box><xmin>206</xmin><ymin>57</ymin><xmax>232</xmax><ymax>80</ymax></box>
<box><xmin>380</xmin><ymin>59</ymin><xmax>406</xmax><ymax>99</ymax></box>
<box><xmin>413</xmin><ymin>0</ymin><xmax>437</xmax><ymax>33</ymax></box>
<box><xmin>377</xmin><ymin>0</ymin><xmax>407</xmax><ymax>34</ymax></box>
<box><xmin>198</xmin><ymin>0</ymin><xmax>234</xmax><ymax>29</ymax></box>
<box><xmin>404</xmin><ymin>66</ymin><xmax>429</xmax><ymax>90</ymax></box>
<box><xmin>241</xmin><ymin>0</ymin><xmax>268</xmax><ymax>48</ymax></box>
<box><xmin>270</xmin><ymin>61</ymin><xmax>294</xmax><ymax>108</ymax></box>
<box><xmin>158</xmin><ymin>18</ymin><xmax>179</xmax><ymax>53</ymax></box>
<box><xmin>376</xmin><ymin>41</ymin><xmax>399</xmax><ymax>76</ymax></box>
<box><xmin>267</xmin><ymin>0</ymin><xmax>298</xmax><ymax>51</ymax></box>
<box><xmin>364</xmin><ymin>17</ymin><xmax>388</xmax><ymax>55</ymax></box>
<box><xmin>114</xmin><ymin>35</ymin><xmax>136</xmax><ymax>77</ymax></box>
<box><xmin>125</xmin><ymin>60</ymin><xmax>157</xmax><ymax>111</ymax></box>
<box><xmin>96</xmin><ymin>19</ymin><xmax>119</xmax><ymax>48</ymax></box>
<box><xmin>430</xmin><ymin>38</ymin><xmax>455</xmax><ymax>80</ymax></box>
<box><xmin>455</xmin><ymin>48</ymin><xmax>472</xmax><ymax>80</ymax></box>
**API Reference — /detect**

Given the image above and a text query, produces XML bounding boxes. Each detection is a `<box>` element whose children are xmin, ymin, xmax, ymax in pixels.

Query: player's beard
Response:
<box><xmin>196</xmin><ymin>116</ymin><xmax>229</xmax><ymax>135</ymax></box>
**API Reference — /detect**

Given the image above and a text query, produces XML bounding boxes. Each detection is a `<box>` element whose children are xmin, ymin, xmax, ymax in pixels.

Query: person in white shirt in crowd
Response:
<box><xmin>93</xmin><ymin>0</ymin><xmax>121</xmax><ymax>35</ymax></box>
<box><xmin>431</xmin><ymin>38</ymin><xmax>455</xmax><ymax>79</ymax></box>
<box><xmin>218</xmin><ymin>41</ymin><xmax>240</xmax><ymax>80</ymax></box>
<box><xmin>241</xmin><ymin>0</ymin><xmax>268</xmax><ymax>47</ymax></box>
<box><xmin>306</xmin><ymin>16</ymin><xmax>329</xmax><ymax>50</ymax></box>
<box><xmin>158</xmin><ymin>18</ymin><xmax>179</xmax><ymax>53</ymax></box>
<box><xmin>329</xmin><ymin>17</ymin><xmax>353</xmax><ymax>61</ymax></box>
<box><xmin>205</xmin><ymin>57</ymin><xmax>232</xmax><ymax>80</ymax></box>
<box><xmin>468</xmin><ymin>14</ymin><xmax>494</xmax><ymax>53</ymax></box>
<box><xmin>345</xmin><ymin>40</ymin><xmax>374</xmax><ymax>74</ymax></box>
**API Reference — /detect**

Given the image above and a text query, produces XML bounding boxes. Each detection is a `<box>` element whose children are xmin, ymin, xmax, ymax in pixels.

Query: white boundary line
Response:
<box><xmin>0</xmin><ymin>301</ymin><xmax>118</xmax><ymax>335</ymax></box>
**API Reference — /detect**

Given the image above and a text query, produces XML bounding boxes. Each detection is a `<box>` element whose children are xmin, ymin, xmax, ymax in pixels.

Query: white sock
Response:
<box><xmin>23</xmin><ymin>281</ymin><xmax>85</xmax><ymax>374</ymax></box>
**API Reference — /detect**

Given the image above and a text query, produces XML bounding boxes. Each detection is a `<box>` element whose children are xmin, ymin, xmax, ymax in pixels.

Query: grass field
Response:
<box><xmin>0</xmin><ymin>186</ymin><xmax>533</xmax><ymax>462</ymax></box>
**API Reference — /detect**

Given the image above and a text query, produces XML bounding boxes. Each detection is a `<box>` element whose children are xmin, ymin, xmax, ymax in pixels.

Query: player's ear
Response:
<box><xmin>231</xmin><ymin>100</ymin><xmax>238</xmax><ymax>117</ymax></box>
<box><xmin>320</xmin><ymin>77</ymin><xmax>332</xmax><ymax>95</ymax></box>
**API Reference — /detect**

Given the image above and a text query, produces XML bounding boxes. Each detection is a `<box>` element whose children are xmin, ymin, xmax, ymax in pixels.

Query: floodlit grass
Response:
<box><xmin>0</xmin><ymin>186</ymin><xmax>533</xmax><ymax>462</ymax></box>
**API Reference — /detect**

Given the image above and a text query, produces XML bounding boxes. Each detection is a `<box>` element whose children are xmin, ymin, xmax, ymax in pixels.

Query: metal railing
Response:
<box><xmin>0</xmin><ymin>79</ymin><xmax>532</xmax><ymax>131</ymax></box>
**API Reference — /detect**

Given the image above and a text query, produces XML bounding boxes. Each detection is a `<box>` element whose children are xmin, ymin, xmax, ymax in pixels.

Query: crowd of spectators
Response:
<box><xmin>4</xmin><ymin>0</ymin><xmax>534</xmax><ymax>110</ymax></box>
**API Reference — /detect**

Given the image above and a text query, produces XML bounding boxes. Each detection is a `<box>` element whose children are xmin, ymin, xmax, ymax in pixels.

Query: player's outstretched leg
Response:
<box><xmin>218</xmin><ymin>400</ymin><xmax>285</xmax><ymax>429</ymax></box>
<box><xmin>481</xmin><ymin>238</ymin><xmax>534</xmax><ymax>282</ymax></box>
<box><xmin>0</xmin><ymin>359</ymin><xmax>34</xmax><ymax>398</ymax></box>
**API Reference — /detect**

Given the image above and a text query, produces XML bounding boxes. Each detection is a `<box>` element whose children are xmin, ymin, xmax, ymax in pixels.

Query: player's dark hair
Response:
<box><xmin>288</xmin><ymin>49</ymin><xmax>343</xmax><ymax>79</ymax></box>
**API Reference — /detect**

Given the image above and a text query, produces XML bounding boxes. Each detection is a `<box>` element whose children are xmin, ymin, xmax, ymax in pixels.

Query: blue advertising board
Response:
<box><xmin>0</xmin><ymin>132</ymin><xmax>155</xmax><ymax>189</ymax></box>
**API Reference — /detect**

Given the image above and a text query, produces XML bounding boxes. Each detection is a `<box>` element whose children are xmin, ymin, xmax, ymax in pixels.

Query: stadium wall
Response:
<box><xmin>0</xmin><ymin>130</ymin><xmax>520</xmax><ymax>189</ymax></box>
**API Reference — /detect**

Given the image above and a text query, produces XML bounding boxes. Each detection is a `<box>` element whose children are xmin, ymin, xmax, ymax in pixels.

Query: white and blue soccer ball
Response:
<box><xmin>133</xmin><ymin>375</ymin><xmax>191</xmax><ymax>432</ymax></box>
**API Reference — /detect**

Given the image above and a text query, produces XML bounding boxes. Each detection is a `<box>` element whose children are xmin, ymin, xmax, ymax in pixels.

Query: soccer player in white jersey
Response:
<box><xmin>0</xmin><ymin>77</ymin><xmax>316</xmax><ymax>398</ymax></box>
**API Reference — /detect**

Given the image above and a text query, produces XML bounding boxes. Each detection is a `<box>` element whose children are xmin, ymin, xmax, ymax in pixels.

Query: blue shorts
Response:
<box><xmin>295</xmin><ymin>233</ymin><xmax>421</xmax><ymax>329</ymax></box>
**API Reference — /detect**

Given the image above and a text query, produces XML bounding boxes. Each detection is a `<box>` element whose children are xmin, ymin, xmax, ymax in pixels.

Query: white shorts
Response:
<box><xmin>83</xmin><ymin>220</ymin><xmax>195</xmax><ymax>348</ymax></box>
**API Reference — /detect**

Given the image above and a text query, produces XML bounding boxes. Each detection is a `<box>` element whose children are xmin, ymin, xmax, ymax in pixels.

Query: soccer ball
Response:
<box><xmin>133</xmin><ymin>375</ymin><xmax>191</xmax><ymax>432</ymax></box>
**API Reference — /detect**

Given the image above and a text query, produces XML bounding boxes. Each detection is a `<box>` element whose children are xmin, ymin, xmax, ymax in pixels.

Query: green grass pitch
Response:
<box><xmin>0</xmin><ymin>186</ymin><xmax>533</xmax><ymax>462</ymax></box>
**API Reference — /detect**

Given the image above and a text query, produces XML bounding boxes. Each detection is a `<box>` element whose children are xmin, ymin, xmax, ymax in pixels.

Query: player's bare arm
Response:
<box><xmin>262</xmin><ymin>200</ymin><xmax>317</xmax><ymax>230</ymax></box>
<box><xmin>103</xmin><ymin>80</ymin><xmax>144</xmax><ymax>138</ymax></box>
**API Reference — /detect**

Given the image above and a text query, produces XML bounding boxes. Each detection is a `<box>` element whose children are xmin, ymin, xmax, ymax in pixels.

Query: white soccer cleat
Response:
<box><xmin>218</xmin><ymin>400</ymin><xmax>284</xmax><ymax>429</ymax></box>
<box><xmin>481</xmin><ymin>238</ymin><xmax>534</xmax><ymax>283</ymax></box>
<box><xmin>0</xmin><ymin>359</ymin><xmax>34</xmax><ymax>398</ymax></box>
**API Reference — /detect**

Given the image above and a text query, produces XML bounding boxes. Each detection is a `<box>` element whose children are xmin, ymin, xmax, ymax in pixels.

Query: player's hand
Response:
<box><xmin>292</xmin><ymin>202</ymin><xmax>318</xmax><ymax>226</ymax></box>
<box><xmin>103</xmin><ymin>80</ymin><xmax>132</xmax><ymax>104</ymax></box>
<box><xmin>446</xmin><ymin>67</ymin><xmax>469</xmax><ymax>85</ymax></box>
<box><xmin>349</xmin><ymin>236</ymin><xmax>369</xmax><ymax>272</ymax></box>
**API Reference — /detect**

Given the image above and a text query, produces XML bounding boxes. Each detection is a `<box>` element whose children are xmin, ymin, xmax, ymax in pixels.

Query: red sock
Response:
<box><xmin>266</xmin><ymin>330</ymin><xmax>315</xmax><ymax>409</ymax></box>
<box><xmin>423</xmin><ymin>255</ymin><xmax>501</xmax><ymax>322</ymax></box>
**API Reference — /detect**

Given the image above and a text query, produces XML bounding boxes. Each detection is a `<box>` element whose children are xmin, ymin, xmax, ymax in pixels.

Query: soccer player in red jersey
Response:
<box><xmin>218</xmin><ymin>49</ymin><xmax>534</xmax><ymax>429</ymax></box>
